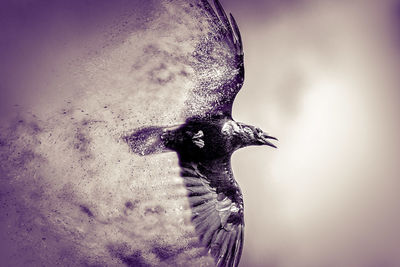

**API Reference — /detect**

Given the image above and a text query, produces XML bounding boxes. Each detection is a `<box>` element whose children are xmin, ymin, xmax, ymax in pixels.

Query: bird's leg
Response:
<box><xmin>191</xmin><ymin>130</ymin><xmax>205</xmax><ymax>148</ymax></box>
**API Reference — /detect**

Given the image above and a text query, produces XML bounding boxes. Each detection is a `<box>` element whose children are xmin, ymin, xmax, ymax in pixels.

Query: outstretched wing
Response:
<box><xmin>179</xmin><ymin>156</ymin><xmax>244</xmax><ymax>267</ymax></box>
<box><xmin>185</xmin><ymin>0</ymin><xmax>245</xmax><ymax>119</ymax></box>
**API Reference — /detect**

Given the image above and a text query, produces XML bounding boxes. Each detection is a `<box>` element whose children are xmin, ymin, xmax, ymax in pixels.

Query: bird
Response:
<box><xmin>124</xmin><ymin>0</ymin><xmax>278</xmax><ymax>266</ymax></box>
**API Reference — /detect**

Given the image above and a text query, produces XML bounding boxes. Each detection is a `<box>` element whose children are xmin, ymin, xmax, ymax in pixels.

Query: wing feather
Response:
<box><xmin>200</xmin><ymin>0</ymin><xmax>220</xmax><ymax>23</ymax></box>
<box><xmin>224</xmin><ymin>231</ymin><xmax>236</xmax><ymax>265</ymax></box>
<box><xmin>183</xmin><ymin>177</ymin><xmax>204</xmax><ymax>186</ymax></box>
<box><xmin>233</xmin><ymin>224</ymin><xmax>244</xmax><ymax>266</ymax></box>
<box><xmin>202</xmin><ymin>215</ymin><xmax>221</xmax><ymax>246</ymax></box>
<box><xmin>185</xmin><ymin>0</ymin><xmax>245</xmax><ymax>118</ymax></box>
<box><xmin>229</xmin><ymin>13</ymin><xmax>243</xmax><ymax>55</ymax></box>
<box><xmin>213</xmin><ymin>0</ymin><xmax>235</xmax><ymax>44</ymax></box>
<box><xmin>187</xmin><ymin>185</ymin><xmax>212</xmax><ymax>196</ymax></box>
<box><xmin>180</xmin><ymin>157</ymin><xmax>244</xmax><ymax>267</ymax></box>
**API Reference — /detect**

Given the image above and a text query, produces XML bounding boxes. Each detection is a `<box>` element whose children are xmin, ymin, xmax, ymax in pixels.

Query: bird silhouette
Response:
<box><xmin>125</xmin><ymin>0</ymin><xmax>277</xmax><ymax>266</ymax></box>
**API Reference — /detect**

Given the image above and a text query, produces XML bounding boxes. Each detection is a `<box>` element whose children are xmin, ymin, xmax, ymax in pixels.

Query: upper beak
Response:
<box><xmin>260</xmin><ymin>133</ymin><xmax>278</xmax><ymax>148</ymax></box>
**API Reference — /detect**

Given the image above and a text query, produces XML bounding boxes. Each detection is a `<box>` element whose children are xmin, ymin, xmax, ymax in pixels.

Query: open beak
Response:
<box><xmin>260</xmin><ymin>133</ymin><xmax>278</xmax><ymax>148</ymax></box>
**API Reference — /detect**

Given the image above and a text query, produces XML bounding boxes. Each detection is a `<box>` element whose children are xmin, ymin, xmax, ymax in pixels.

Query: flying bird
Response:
<box><xmin>125</xmin><ymin>0</ymin><xmax>278</xmax><ymax>266</ymax></box>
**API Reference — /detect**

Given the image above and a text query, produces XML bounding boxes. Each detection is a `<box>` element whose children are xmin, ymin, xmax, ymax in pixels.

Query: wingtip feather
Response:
<box><xmin>213</xmin><ymin>0</ymin><xmax>234</xmax><ymax>38</ymax></box>
<box><xmin>229</xmin><ymin>13</ymin><xmax>243</xmax><ymax>55</ymax></box>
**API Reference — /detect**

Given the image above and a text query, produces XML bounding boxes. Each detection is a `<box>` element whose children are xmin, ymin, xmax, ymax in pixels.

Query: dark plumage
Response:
<box><xmin>125</xmin><ymin>1</ymin><xmax>277</xmax><ymax>266</ymax></box>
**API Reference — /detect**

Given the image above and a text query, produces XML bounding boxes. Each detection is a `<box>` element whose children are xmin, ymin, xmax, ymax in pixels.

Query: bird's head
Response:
<box><xmin>236</xmin><ymin>122</ymin><xmax>278</xmax><ymax>149</ymax></box>
<box><xmin>222</xmin><ymin>121</ymin><xmax>277</xmax><ymax>149</ymax></box>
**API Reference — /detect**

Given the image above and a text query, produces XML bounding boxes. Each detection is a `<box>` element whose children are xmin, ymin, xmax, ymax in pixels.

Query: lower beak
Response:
<box><xmin>261</xmin><ymin>133</ymin><xmax>278</xmax><ymax>148</ymax></box>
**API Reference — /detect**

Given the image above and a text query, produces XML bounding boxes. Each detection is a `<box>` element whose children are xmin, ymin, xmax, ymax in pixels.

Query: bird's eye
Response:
<box><xmin>256</xmin><ymin>128</ymin><xmax>262</xmax><ymax>133</ymax></box>
<box><xmin>244</xmin><ymin>127</ymin><xmax>253</xmax><ymax>136</ymax></box>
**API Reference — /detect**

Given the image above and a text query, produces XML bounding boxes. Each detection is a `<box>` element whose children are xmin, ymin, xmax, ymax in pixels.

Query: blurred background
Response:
<box><xmin>1</xmin><ymin>0</ymin><xmax>400</xmax><ymax>266</ymax></box>
<box><xmin>227</xmin><ymin>0</ymin><xmax>400</xmax><ymax>266</ymax></box>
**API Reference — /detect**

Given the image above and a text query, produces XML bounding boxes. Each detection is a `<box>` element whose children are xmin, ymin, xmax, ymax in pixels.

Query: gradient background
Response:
<box><xmin>1</xmin><ymin>0</ymin><xmax>400</xmax><ymax>266</ymax></box>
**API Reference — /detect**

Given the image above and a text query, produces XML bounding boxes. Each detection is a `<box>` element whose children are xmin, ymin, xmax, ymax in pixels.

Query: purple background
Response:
<box><xmin>1</xmin><ymin>0</ymin><xmax>400</xmax><ymax>266</ymax></box>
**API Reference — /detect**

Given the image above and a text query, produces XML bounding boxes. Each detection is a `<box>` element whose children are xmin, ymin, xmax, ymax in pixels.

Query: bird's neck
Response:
<box><xmin>221</xmin><ymin>120</ymin><xmax>255</xmax><ymax>151</ymax></box>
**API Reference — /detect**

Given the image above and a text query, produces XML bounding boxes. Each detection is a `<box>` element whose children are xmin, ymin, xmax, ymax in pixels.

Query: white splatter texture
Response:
<box><xmin>0</xmin><ymin>0</ymin><xmax>221</xmax><ymax>266</ymax></box>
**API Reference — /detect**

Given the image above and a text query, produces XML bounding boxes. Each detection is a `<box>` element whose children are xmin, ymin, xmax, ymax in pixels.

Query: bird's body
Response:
<box><xmin>162</xmin><ymin>116</ymin><xmax>236</xmax><ymax>160</ymax></box>
<box><xmin>127</xmin><ymin>114</ymin><xmax>276</xmax><ymax>267</ymax></box>
<box><xmin>162</xmin><ymin>116</ymin><xmax>276</xmax><ymax>161</ymax></box>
